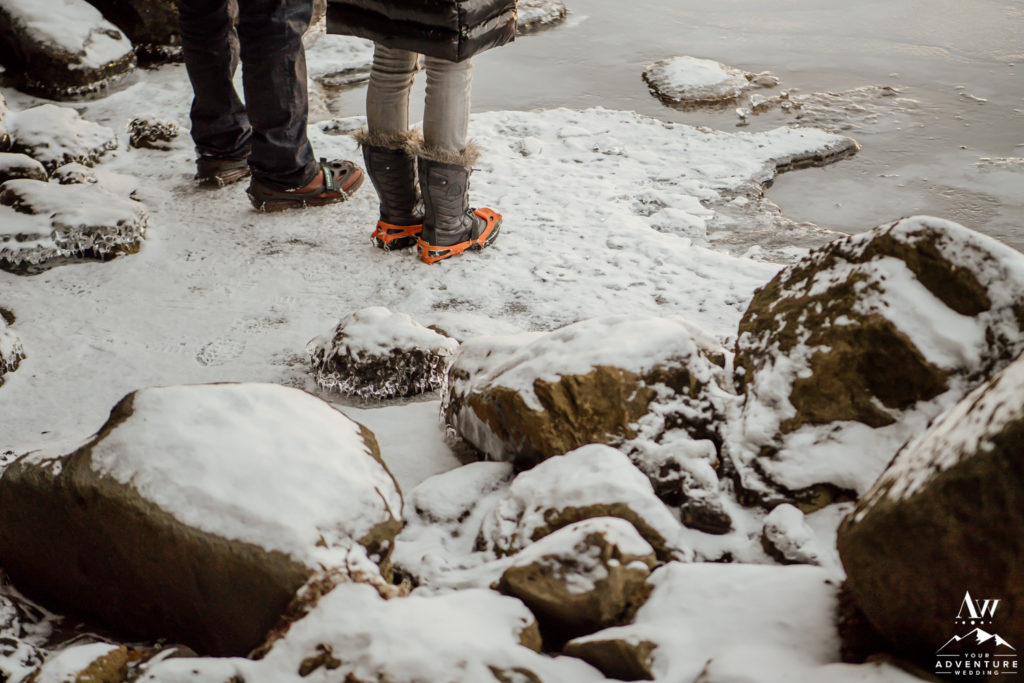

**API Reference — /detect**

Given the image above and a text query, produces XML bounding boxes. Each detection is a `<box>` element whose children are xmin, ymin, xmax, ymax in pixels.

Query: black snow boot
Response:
<box><xmin>355</xmin><ymin>130</ymin><xmax>424</xmax><ymax>250</ymax></box>
<box><xmin>415</xmin><ymin>156</ymin><xmax>501</xmax><ymax>264</ymax></box>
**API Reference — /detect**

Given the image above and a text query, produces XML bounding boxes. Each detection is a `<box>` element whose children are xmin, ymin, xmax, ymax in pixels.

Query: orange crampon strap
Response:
<box><xmin>417</xmin><ymin>208</ymin><xmax>501</xmax><ymax>265</ymax></box>
<box><xmin>371</xmin><ymin>220</ymin><xmax>422</xmax><ymax>250</ymax></box>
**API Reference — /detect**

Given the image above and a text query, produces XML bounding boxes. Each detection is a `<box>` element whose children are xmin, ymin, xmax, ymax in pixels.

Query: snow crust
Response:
<box><xmin>8</xmin><ymin>104</ymin><xmax>117</xmax><ymax>170</ymax></box>
<box><xmin>29</xmin><ymin>643</ymin><xmax>118</xmax><ymax>683</ymax></box>
<box><xmin>82</xmin><ymin>383</ymin><xmax>402</xmax><ymax>566</ymax></box>
<box><xmin>0</xmin><ymin>0</ymin><xmax>132</xmax><ymax>70</ymax></box>
<box><xmin>480</xmin><ymin>445</ymin><xmax>689</xmax><ymax>560</ymax></box>
<box><xmin>140</xmin><ymin>584</ymin><xmax>602</xmax><ymax>683</ymax></box>
<box><xmin>571</xmin><ymin>562</ymin><xmax>839</xmax><ymax>681</ymax></box>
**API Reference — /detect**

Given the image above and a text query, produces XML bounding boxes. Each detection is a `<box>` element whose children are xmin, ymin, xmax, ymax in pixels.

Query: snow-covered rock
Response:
<box><xmin>516</xmin><ymin>0</ymin><xmax>568</xmax><ymax>33</ymax></box>
<box><xmin>0</xmin><ymin>383</ymin><xmax>403</xmax><ymax>656</ymax></box>
<box><xmin>0</xmin><ymin>309</ymin><xmax>24</xmax><ymax>383</ymax></box>
<box><xmin>761</xmin><ymin>504</ymin><xmax>821</xmax><ymax>565</ymax></box>
<box><xmin>0</xmin><ymin>153</ymin><xmax>46</xmax><ymax>183</ymax></box>
<box><xmin>8</xmin><ymin>105</ymin><xmax>118</xmax><ymax>172</ymax></box>
<box><xmin>127</xmin><ymin>116</ymin><xmax>179</xmax><ymax>150</ymax></box>
<box><xmin>0</xmin><ymin>177</ymin><xmax>148</xmax><ymax>272</ymax></box>
<box><xmin>0</xmin><ymin>0</ymin><xmax>135</xmax><ymax>99</ymax></box>
<box><xmin>0</xmin><ymin>93</ymin><xmax>9</xmax><ymax>150</ymax></box>
<box><xmin>731</xmin><ymin>216</ymin><xmax>1024</xmax><ymax>509</ymax></box>
<box><xmin>838</xmin><ymin>352</ymin><xmax>1024</xmax><ymax>663</ymax></box>
<box><xmin>0</xmin><ymin>586</ymin><xmax>50</xmax><ymax>683</ymax></box>
<box><xmin>139</xmin><ymin>583</ymin><xmax>603</xmax><ymax>683</ymax></box>
<box><xmin>564</xmin><ymin>563</ymin><xmax>840</xmax><ymax>681</ymax></box>
<box><xmin>643</xmin><ymin>56</ymin><xmax>773</xmax><ymax>106</ymax></box>
<box><xmin>496</xmin><ymin>518</ymin><xmax>656</xmax><ymax>645</ymax></box>
<box><xmin>82</xmin><ymin>0</ymin><xmax>180</xmax><ymax>61</ymax></box>
<box><xmin>443</xmin><ymin>315</ymin><xmax>728</xmax><ymax>467</ymax></box>
<box><xmin>307</xmin><ymin>306</ymin><xmax>460</xmax><ymax>400</ymax></box>
<box><xmin>478</xmin><ymin>445</ymin><xmax>690</xmax><ymax>562</ymax></box>
<box><xmin>27</xmin><ymin>643</ymin><xmax>127</xmax><ymax>683</ymax></box>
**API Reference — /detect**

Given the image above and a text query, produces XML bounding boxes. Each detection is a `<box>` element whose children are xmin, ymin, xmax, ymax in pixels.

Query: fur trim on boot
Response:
<box><xmin>406</xmin><ymin>129</ymin><xmax>480</xmax><ymax>168</ymax></box>
<box><xmin>351</xmin><ymin>128</ymin><xmax>417</xmax><ymax>153</ymax></box>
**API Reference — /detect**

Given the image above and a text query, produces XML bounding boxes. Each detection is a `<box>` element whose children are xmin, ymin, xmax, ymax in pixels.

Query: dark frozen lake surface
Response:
<box><xmin>332</xmin><ymin>0</ymin><xmax>1024</xmax><ymax>248</ymax></box>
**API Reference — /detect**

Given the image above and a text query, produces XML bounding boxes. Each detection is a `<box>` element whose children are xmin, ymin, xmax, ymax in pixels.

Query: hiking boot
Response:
<box><xmin>415</xmin><ymin>157</ymin><xmax>501</xmax><ymax>265</ymax></box>
<box><xmin>195</xmin><ymin>155</ymin><xmax>250</xmax><ymax>188</ymax></box>
<box><xmin>361</xmin><ymin>139</ymin><xmax>423</xmax><ymax>250</ymax></box>
<box><xmin>246</xmin><ymin>158</ymin><xmax>364</xmax><ymax>212</ymax></box>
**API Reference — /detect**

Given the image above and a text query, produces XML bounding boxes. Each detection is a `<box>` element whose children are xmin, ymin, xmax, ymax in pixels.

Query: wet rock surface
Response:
<box><xmin>838</xmin><ymin>354</ymin><xmax>1024</xmax><ymax>664</ymax></box>
<box><xmin>0</xmin><ymin>0</ymin><xmax>136</xmax><ymax>99</ymax></box>
<box><xmin>443</xmin><ymin>316</ymin><xmax>727</xmax><ymax>467</ymax></box>
<box><xmin>308</xmin><ymin>306</ymin><xmax>459</xmax><ymax>400</ymax></box>
<box><xmin>0</xmin><ymin>383</ymin><xmax>403</xmax><ymax>656</ymax></box>
<box><xmin>0</xmin><ymin>176</ymin><xmax>148</xmax><ymax>273</ymax></box>
<box><xmin>8</xmin><ymin>105</ymin><xmax>118</xmax><ymax>172</ymax></box>
<box><xmin>495</xmin><ymin>518</ymin><xmax>656</xmax><ymax>646</ymax></box>
<box><xmin>732</xmin><ymin>216</ymin><xmax>1024</xmax><ymax>508</ymax></box>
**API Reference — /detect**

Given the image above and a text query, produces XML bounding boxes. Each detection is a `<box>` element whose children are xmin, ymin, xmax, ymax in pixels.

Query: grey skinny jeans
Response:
<box><xmin>366</xmin><ymin>44</ymin><xmax>473</xmax><ymax>155</ymax></box>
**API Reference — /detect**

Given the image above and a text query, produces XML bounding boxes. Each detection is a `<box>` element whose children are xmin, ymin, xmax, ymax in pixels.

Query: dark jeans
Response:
<box><xmin>177</xmin><ymin>0</ymin><xmax>318</xmax><ymax>190</ymax></box>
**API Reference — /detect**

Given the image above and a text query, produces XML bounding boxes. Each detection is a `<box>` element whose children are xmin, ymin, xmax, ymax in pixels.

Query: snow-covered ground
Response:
<box><xmin>0</xmin><ymin>28</ymin><xmax>998</xmax><ymax>683</ymax></box>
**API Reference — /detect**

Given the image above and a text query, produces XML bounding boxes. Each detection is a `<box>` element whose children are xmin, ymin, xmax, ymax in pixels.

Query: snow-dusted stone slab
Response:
<box><xmin>0</xmin><ymin>0</ymin><xmax>135</xmax><ymax>99</ymax></box>
<box><xmin>0</xmin><ymin>383</ymin><xmax>403</xmax><ymax>656</ymax></box>
<box><xmin>761</xmin><ymin>504</ymin><xmax>821</xmax><ymax>565</ymax></box>
<box><xmin>141</xmin><ymin>583</ymin><xmax>603</xmax><ymax>683</ymax></box>
<box><xmin>8</xmin><ymin>104</ymin><xmax>118</xmax><ymax>172</ymax></box>
<box><xmin>564</xmin><ymin>563</ymin><xmax>839</xmax><ymax>681</ymax></box>
<box><xmin>0</xmin><ymin>310</ymin><xmax>25</xmax><ymax>384</ymax></box>
<box><xmin>0</xmin><ymin>178</ymin><xmax>147</xmax><ymax>272</ymax></box>
<box><xmin>479</xmin><ymin>445</ymin><xmax>690</xmax><ymax>562</ymax></box>
<box><xmin>0</xmin><ymin>152</ymin><xmax>46</xmax><ymax>183</ymax></box>
<box><xmin>838</xmin><ymin>354</ymin><xmax>1024</xmax><ymax>664</ymax></box>
<box><xmin>496</xmin><ymin>518</ymin><xmax>655</xmax><ymax>645</ymax></box>
<box><xmin>82</xmin><ymin>0</ymin><xmax>181</xmax><ymax>61</ymax></box>
<box><xmin>308</xmin><ymin>306</ymin><xmax>460</xmax><ymax>400</ymax></box>
<box><xmin>643</xmin><ymin>56</ymin><xmax>776</xmax><ymax>106</ymax></box>
<box><xmin>443</xmin><ymin>315</ymin><xmax>728</xmax><ymax>467</ymax></box>
<box><xmin>516</xmin><ymin>0</ymin><xmax>568</xmax><ymax>33</ymax></box>
<box><xmin>730</xmin><ymin>216</ymin><xmax>1024</xmax><ymax>510</ymax></box>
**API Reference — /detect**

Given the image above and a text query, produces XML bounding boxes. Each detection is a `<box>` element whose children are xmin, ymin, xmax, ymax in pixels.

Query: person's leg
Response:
<box><xmin>177</xmin><ymin>0</ymin><xmax>251</xmax><ymax>160</ymax></box>
<box><xmin>415</xmin><ymin>56</ymin><xmax>500</xmax><ymax>264</ymax></box>
<box><xmin>360</xmin><ymin>45</ymin><xmax>423</xmax><ymax>247</ymax></box>
<box><xmin>235</xmin><ymin>0</ymin><xmax>317</xmax><ymax>191</ymax></box>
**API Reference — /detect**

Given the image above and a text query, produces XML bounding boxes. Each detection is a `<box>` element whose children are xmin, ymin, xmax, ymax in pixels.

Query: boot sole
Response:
<box><xmin>417</xmin><ymin>209</ymin><xmax>501</xmax><ymax>264</ymax></box>
<box><xmin>248</xmin><ymin>170</ymin><xmax>365</xmax><ymax>212</ymax></box>
<box><xmin>372</xmin><ymin>220</ymin><xmax>423</xmax><ymax>251</ymax></box>
<box><xmin>196</xmin><ymin>167</ymin><xmax>251</xmax><ymax>188</ymax></box>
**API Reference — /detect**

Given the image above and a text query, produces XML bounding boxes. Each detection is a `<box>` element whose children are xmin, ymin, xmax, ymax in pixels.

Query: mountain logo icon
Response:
<box><xmin>937</xmin><ymin>628</ymin><xmax>1017</xmax><ymax>655</ymax></box>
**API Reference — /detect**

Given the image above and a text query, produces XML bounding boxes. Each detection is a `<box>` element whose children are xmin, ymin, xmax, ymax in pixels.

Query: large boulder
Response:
<box><xmin>307</xmin><ymin>306</ymin><xmax>460</xmax><ymax>400</ymax></box>
<box><xmin>0</xmin><ymin>0</ymin><xmax>135</xmax><ymax>99</ymax></box>
<box><xmin>8</xmin><ymin>105</ymin><xmax>118</xmax><ymax>172</ymax></box>
<box><xmin>0</xmin><ymin>177</ymin><xmax>148</xmax><ymax>272</ymax></box>
<box><xmin>443</xmin><ymin>315</ymin><xmax>728</xmax><ymax>467</ymax></box>
<box><xmin>0</xmin><ymin>383</ymin><xmax>403</xmax><ymax>656</ymax></box>
<box><xmin>140</xmin><ymin>584</ymin><xmax>603</xmax><ymax>683</ymax></box>
<box><xmin>495</xmin><ymin>518</ymin><xmax>656</xmax><ymax>645</ymax></box>
<box><xmin>478</xmin><ymin>444</ymin><xmax>690</xmax><ymax>562</ymax></box>
<box><xmin>837</xmin><ymin>353</ymin><xmax>1024</xmax><ymax>663</ymax></box>
<box><xmin>731</xmin><ymin>216</ymin><xmax>1024</xmax><ymax>509</ymax></box>
<box><xmin>79</xmin><ymin>0</ymin><xmax>180</xmax><ymax>61</ymax></box>
<box><xmin>0</xmin><ymin>308</ymin><xmax>24</xmax><ymax>383</ymax></box>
